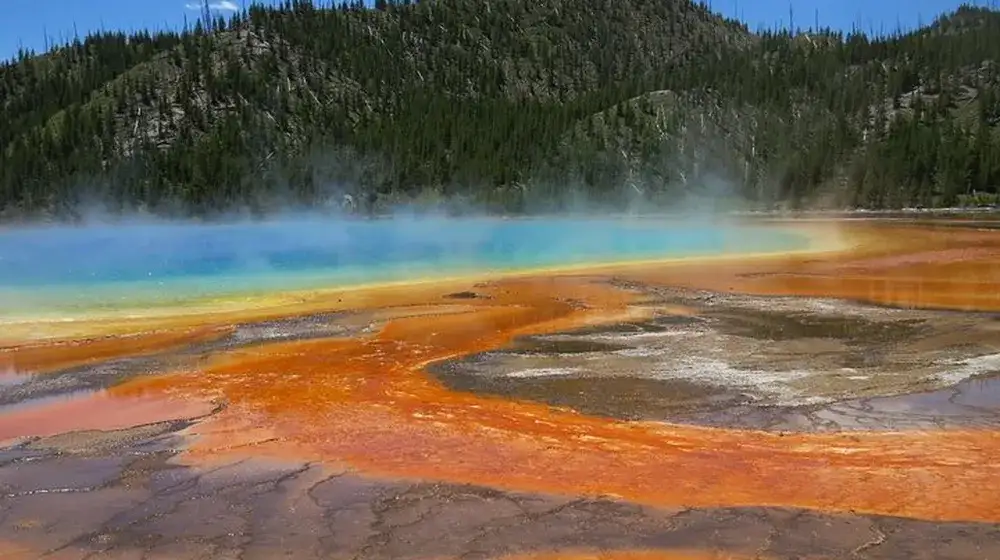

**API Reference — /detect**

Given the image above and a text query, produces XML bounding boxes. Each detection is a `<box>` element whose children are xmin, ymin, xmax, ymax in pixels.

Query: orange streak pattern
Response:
<box><xmin>501</xmin><ymin>551</ymin><xmax>759</xmax><ymax>560</ymax></box>
<box><xmin>113</xmin><ymin>222</ymin><xmax>1000</xmax><ymax>524</ymax></box>
<box><xmin>631</xmin><ymin>222</ymin><xmax>1000</xmax><ymax>311</ymax></box>
<box><xmin>0</xmin><ymin>326</ymin><xmax>228</xmax><ymax>375</ymax></box>
<box><xmin>8</xmin><ymin>220</ymin><xmax>1000</xmax><ymax>541</ymax></box>
<box><xmin>0</xmin><ymin>392</ymin><xmax>216</xmax><ymax>445</ymax></box>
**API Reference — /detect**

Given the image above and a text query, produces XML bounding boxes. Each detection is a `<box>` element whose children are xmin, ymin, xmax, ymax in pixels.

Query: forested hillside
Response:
<box><xmin>2</xmin><ymin>0</ymin><xmax>999</xmax><ymax>220</ymax></box>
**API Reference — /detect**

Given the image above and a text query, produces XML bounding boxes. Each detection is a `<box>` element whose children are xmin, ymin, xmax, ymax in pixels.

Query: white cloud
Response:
<box><xmin>185</xmin><ymin>0</ymin><xmax>240</xmax><ymax>11</ymax></box>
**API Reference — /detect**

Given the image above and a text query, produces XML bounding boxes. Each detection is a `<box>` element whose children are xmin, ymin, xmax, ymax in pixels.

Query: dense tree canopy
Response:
<box><xmin>1</xmin><ymin>0</ymin><xmax>999</xmax><ymax>220</ymax></box>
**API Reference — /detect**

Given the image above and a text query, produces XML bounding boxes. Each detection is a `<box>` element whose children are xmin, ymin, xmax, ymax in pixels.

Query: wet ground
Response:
<box><xmin>0</xmin><ymin>305</ymin><xmax>474</xmax><ymax>415</ymax></box>
<box><xmin>3</xmin><ymin>287</ymin><xmax>1000</xmax><ymax>558</ymax></box>
<box><xmin>0</xmin><ymin>312</ymin><xmax>373</xmax><ymax>411</ymax></box>
<box><xmin>4</xmin><ymin>425</ymin><xmax>1000</xmax><ymax>560</ymax></box>
<box><xmin>2</xmin><ymin>218</ymin><xmax>1000</xmax><ymax>559</ymax></box>
<box><xmin>433</xmin><ymin>286</ymin><xmax>1000</xmax><ymax>430</ymax></box>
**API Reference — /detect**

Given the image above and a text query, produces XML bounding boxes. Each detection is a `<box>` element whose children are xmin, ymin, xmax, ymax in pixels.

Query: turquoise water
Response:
<box><xmin>0</xmin><ymin>217</ymin><xmax>810</xmax><ymax>317</ymax></box>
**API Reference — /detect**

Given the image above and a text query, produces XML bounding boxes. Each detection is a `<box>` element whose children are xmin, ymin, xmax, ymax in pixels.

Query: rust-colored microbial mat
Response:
<box><xmin>3</xmin><ymin>218</ymin><xmax>1000</xmax><ymax>559</ymax></box>
<box><xmin>0</xmin><ymin>391</ymin><xmax>215</xmax><ymax>445</ymax></box>
<box><xmin>0</xmin><ymin>326</ymin><xmax>229</xmax><ymax>374</ymax></box>
<box><xmin>502</xmin><ymin>551</ymin><xmax>758</xmax><ymax>560</ymax></box>
<box><xmin>628</xmin><ymin>221</ymin><xmax>1000</xmax><ymax>311</ymax></box>
<box><xmin>108</xmin><ymin>220</ymin><xmax>1000</xmax><ymax>523</ymax></box>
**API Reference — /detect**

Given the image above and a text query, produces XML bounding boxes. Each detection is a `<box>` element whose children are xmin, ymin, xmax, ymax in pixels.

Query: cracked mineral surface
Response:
<box><xmin>2</xmin><ymin>218</ymin><xmax>1000</xmax><ymax>559</ymax></box>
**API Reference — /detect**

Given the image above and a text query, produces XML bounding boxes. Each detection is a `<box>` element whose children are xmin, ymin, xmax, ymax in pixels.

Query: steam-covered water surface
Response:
<box><xmin>0</xmin><ymin>217</ymin><xmax>811</xmax><ymax>318</ymax></box>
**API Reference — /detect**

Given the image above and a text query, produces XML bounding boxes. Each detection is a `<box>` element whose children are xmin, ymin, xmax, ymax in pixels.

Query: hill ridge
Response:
<box><xmin>1</xmin><ymin>0</ymin><xmax>999</xmax><ymax>219</ymax></box>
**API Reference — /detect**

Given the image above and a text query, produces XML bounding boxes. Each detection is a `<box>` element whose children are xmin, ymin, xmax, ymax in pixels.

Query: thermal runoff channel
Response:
<box><xmin>0</xmin><ymin>217</ymin><xmax>811</xmax><ymax>320</ymax></box>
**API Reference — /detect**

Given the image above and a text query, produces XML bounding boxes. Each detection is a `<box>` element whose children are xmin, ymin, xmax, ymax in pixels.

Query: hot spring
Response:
<box><xmin>0</xmin><ymin>216</ymin><xmax>815</xmax><ymax>321</ymax></box>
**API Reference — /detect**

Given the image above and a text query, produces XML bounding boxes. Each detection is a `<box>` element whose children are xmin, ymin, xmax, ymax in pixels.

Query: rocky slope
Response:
<box><xmin>0</xmin><ymin>1</ymin><xmax>998</xmax><ymax>219</ymax></box>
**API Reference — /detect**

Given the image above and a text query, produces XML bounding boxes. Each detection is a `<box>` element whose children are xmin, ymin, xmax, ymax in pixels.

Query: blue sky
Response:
<box><xmin>0</xmin><ymin>0</ymin><xmax>984</xmax><ymax>63</ymax></box>
<box><xmin>712</xmin><ymin>0</ymin><xmax>983</xmax><ymax>34</ymax></box>
<box><xmin>1</xmin><ymin>0</ymin><xmax>277</xmax><ymax>61</ymax></box>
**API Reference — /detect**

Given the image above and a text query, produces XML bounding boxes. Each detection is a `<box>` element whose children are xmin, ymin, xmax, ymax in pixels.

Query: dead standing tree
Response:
<box><xmin>202</xmin><ymin>0</ymin><xmax>214</xmax><ymax>32</ymax></box>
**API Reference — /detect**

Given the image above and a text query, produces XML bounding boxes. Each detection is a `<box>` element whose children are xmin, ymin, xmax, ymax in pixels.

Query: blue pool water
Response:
<box><xmin>0</xmin><ymin>217</ymin><xmax>811</xmax><ymax>317</ymax></box>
